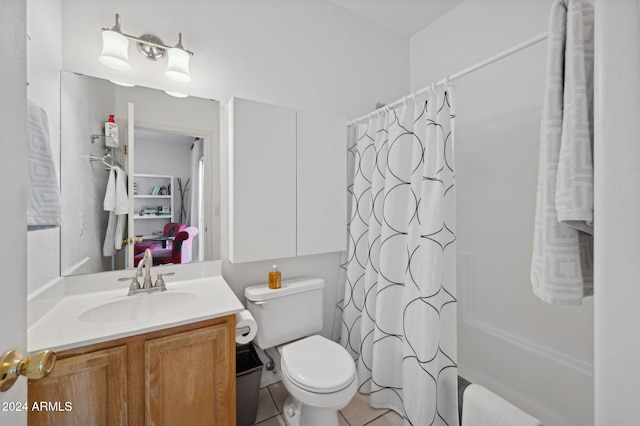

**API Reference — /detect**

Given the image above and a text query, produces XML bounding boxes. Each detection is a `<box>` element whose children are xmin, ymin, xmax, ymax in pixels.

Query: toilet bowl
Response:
<box><xmin>244</xmin><ymin>278</ymin><xmax>358</xmax><ymax>426</ymax></box>
<box><xmin>279</xmin><ymin>335</ymin><xmax>357</xmax><ymax>426</ymax></box>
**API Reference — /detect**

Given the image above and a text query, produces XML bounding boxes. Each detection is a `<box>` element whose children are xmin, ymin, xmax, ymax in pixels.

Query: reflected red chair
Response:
<box><xmin>134</xmin><ymin>226</ymin><xmax>199</xmax><ymax>266</ymax></box>
<box><xmin>133</xmin><ymin>222</ymin><xmax>187</xmax><ymax>260</ymax></box>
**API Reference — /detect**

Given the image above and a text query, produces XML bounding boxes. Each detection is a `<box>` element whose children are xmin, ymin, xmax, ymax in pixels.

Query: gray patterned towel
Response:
<box><xmin>531</xmin><ymin>0</ymin><xmax>594</xmax><ymax>305</ymax></box>
<box><xmin>27</xmin><ymin>100</ymin><xmax>61</xmax><ymax>229</ymax></box>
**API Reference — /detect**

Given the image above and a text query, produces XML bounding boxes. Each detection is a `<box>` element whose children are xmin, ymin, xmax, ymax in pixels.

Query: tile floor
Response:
<box><xmin>252</xmin><ymin>382</ymin><xmax>404</xmax><ymax>426</ymax></box>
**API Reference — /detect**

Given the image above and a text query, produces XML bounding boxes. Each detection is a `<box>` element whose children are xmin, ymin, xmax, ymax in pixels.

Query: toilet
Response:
<box><xmin>245</xmin><ymin>278</ymin><xmax>357</xmax><ymax>426</ymax></box>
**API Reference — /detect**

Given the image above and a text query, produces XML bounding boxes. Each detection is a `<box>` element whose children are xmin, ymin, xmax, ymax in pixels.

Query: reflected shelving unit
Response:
<box><xmin>133</xmin><ymin>174</ymin><xmax>175</xmax><ymax>238</ymax></box>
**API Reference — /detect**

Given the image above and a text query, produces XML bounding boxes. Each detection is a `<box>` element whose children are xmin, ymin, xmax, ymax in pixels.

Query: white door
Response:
<box><xmin>1</xmin><ymin>3</ymin><xmax>28</xmax><ymax>423</ymax></box>
<box><xmin>0</xmin><ymin>160</ymin><xmax>28</xmax><ymax>423</ymax></box>
<box><xmin>127</xmin><ymin>102</ymin><xmax>136</xmax><ymax>268</ymax></box>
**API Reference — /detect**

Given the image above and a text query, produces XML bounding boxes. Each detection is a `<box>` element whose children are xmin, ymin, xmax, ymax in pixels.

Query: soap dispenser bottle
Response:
<box><xmin>268</xmin><ymin>265</ymin><xmax>281</xmax><ymax>289</ymax></box>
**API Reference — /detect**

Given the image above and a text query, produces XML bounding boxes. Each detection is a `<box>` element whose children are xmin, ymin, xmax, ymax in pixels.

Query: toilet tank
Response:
<box><xmin>245</xmin><ymin>277</ymin><xmax>324</xmax><ymax>349</ymax></box>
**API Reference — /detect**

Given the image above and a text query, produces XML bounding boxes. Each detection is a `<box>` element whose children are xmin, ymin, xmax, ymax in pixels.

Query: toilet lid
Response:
<box><xmin>282</xmin><ymin>335</ymin><xmax>356</xmax><ymax>393</ymax></box>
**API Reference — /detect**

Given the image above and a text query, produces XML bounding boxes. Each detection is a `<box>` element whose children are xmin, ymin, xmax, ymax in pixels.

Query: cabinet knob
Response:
<box><xmin>0</xmin><ymin>349</ymin><xmax>56</xmax><ymax>392</ymax></box>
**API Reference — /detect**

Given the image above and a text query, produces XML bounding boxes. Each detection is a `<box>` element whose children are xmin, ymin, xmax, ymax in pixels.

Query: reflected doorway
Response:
<box><xmin>131</xmin><ymin>128</ymin><xmax>204</xmax><ymax>267</ymax></box>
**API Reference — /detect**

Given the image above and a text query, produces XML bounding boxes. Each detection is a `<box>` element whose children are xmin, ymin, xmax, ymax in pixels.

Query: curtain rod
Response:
<box><xmin>347</xmin><ymin>31</ymin><xmax>548</xmax><ymax>126</ymax></box>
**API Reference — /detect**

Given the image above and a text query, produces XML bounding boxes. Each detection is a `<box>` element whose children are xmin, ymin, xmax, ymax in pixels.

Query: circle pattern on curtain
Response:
<box><xmin>338</xmin><ymin>88</ymin><xmax>458</xmax><ymax>426</ymax></box>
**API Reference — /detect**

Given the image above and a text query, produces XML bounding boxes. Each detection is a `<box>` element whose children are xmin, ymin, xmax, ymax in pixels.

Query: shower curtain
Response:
<box><xmin>336</xmin><ymin>87</ymin><xmax>458</xmax><ymax>425</ymax></box>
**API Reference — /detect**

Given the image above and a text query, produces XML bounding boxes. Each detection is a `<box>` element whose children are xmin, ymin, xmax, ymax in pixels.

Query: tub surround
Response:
<box><xmin>28</xmin><ymin>260</ymin><xmax>243</xmax><ymax>352</ymax></box>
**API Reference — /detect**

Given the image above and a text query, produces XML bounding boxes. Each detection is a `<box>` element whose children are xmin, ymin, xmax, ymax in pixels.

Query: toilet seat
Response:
<box><xmin>281</xmin><ymin>335</ymin><xmax>356</xmax><ymax>394</ymax></box>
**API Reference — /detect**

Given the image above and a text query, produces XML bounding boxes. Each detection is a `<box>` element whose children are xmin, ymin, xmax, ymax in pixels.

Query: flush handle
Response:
<box><xmin>252</xmin><ymin>301</ymin><xmax>268</xmax><ymax>308</ymax></box>
<box><xmin>0</xmin><ymin>349</ymin><xmax>57</xmax><ymax>392</ymax></box>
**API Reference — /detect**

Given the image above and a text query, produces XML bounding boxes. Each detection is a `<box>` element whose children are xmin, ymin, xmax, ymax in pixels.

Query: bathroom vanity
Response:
<box><xmin>27</xmin><ymin>271</ymin><xmax>243</xmax><ymax>426</ymax></box>
<box><xmin>29</xmin><ymin>316</ymin><xmax>234</xmax><ymax>425</ymax></box>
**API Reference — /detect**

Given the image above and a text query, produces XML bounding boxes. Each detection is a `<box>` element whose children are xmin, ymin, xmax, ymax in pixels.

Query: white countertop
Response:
<box><xmin>28</xmin><ymin>275</ymin><xmax>244</xmax><ymax>352</ymax></box>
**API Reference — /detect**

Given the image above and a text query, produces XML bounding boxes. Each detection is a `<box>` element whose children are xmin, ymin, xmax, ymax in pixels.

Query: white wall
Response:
<box><xmin>49</xmin><ymin>1</ymin><xmax>409</xmax><ymax>341</ymax></box>
<box><xmin>134</xmin><ymin>132</ymin><xmax>193</xmax><ymax>237</ymax></box>
<box><xmin>134</xmin><ymin>134</ymin><xmax>192</xmax><ymax>181</ymax></box>
<box><xmin>26</xmin><ymin>0</ymin><xmax>62</xmax><ymax>294</ymax></box>
<box><xmin>594</xmin><ymin>0</ymin><xmax>640</xmax><ymax>423</ymax></box>
<box><xmin>61</xmin><ymin>0</ymin><xmax>408</xmax><ymax>119</ymax></box>
<box><xmin>60</xmin><ymin>73</ymin><xmax>114</xmax><ymax>275</ymax></box>
<box><xmin>410</xmin><ymin>1</ymin><xmax>593</xmax><ymax>425</ymax></box>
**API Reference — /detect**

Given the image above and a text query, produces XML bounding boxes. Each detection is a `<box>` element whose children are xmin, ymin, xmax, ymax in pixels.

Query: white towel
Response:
<box><xmin>27</xmin><ymin>101</ymin><xmax>61</xmax><ymax>228</ymax></box>
<box><xmin>114</xmin><ymin>167</ymin><xmax>128</xmax><ymax>250</ymax></box>
<box><xmin>114</xmin><ymin>167</ymin><xmax>129</xmax><ymax>215</ymax></box>
<box><xmin>103</xmin><ymin>166</ymin><xmax>129</xmax><ymax>256</ymax></box>
<box><xmin>461</xmin><ymin>384</ymin><xmax>542</xmax><ymax>426</ymax></box>
<box><xmin>531</xmin><ymin>0</ymin><xmax>594</xmax><ymax>305</ymax></box>
<box><xmin>103</xmin><ymin>167</ymin><xmax>116</xmax><ymax>211</ymax></box>
<box><xmin>103</xmin><ymin>212</ymin><xmax>118</xmax><ymax>257</ymax></box>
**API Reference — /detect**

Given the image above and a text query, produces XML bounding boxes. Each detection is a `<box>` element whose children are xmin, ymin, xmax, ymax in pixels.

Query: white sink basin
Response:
<box><xmin>29</xmin><ymin>274</ymin><xmax>246</xmax><ymax>352</ymax></box>
<box><xmin>79</xmin><ymin>291</ymin><xmax>198</xmax><ymax>323</ymax></box>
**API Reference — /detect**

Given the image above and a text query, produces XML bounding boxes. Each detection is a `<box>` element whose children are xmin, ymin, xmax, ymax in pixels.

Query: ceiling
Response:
<box><xmin>327</xmin><ymin>0</ymin><xmax>464</xmax><ymax>37</ymax></box>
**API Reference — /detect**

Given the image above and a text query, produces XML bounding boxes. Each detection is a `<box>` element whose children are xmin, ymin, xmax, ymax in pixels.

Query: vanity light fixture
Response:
<box><xmin>165</xmin><ymin>34</ymin><xmax>192</xmax><ymax>83</ymax></box>
<box><xmin>99</xmin><ymin>14</ymin><xmax>193</xmax><ymax>83</ymax></box>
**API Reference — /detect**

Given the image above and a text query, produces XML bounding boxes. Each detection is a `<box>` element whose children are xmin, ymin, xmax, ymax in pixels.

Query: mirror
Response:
<box><xmin>60</xmin><ymin>71</ymin><xmax>220</xmax><ymax>276</ymax></box>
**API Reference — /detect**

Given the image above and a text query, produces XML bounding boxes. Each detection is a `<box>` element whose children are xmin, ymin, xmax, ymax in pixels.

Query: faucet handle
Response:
<box><xmin>158</xmin><ymin>272</ymin><xmax>175</xmax><ymax>278</ymax></box>
<box><xmin>154</xmin><ymin>272</ymin><xmax>175</xmax><ymax>292</ymax></box>
<box><xmin>119</xmin><ymin>276</ymin><xmax>141</xmax><ymax>296</ymax></box>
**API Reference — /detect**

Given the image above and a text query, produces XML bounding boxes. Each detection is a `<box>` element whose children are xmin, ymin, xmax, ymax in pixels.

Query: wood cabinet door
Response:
<box><xmin>145</xmin><ymin>323</ymin><xmax>234</xmax><ymax>426</ymax></box>
<box><xmin>28</xmin><ymin>345</ymin><xmax>128</xmax><ymax>426</ymax></box>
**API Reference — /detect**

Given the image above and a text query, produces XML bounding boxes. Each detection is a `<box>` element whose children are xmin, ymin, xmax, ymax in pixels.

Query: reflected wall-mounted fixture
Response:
<box><xmin>99</xmin><ymin>14</ymin><xmax>193</xmax><ymax>83</ymax></box>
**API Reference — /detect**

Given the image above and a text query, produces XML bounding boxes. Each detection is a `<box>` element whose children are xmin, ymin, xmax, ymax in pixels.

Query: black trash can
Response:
<box><xmin>236</xmin><ymin>343</ymin><xmax>264</xmax><ymax>426</ymax></box>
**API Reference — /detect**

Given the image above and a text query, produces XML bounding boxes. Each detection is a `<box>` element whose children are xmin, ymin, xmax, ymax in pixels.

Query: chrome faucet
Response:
<box><xmin>119</xmin><ymin>249</ymin><xmax>174</xmax><ymax>296</ymax></box>
<box><xmin>136</xmin><ymin>248</ymin><xmax>154</xmax><ymax>289</ymax></box>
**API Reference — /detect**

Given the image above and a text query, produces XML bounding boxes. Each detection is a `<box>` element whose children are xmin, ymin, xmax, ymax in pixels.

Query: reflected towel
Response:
<box><xmin>103</xmin><ymin>212</ymin><xmax>118</xmax><ymax>257</ymax></box>
<box><xmin>531</xmin><ymin>0</ymin><xmax>594</xmax><ymax>305</ymax></box>
<box><xmin>103</xmin><ymin>167</ymin><xmax>116</xmax><ymax>211</ymax></box>
<box><xmin>27</xmin><ymin>101</ymin><xmax>61</xmax><ymax>228</ymax></box>
<box><xmin>461</xmin><ymin>384</ymin><xmax>542</xmax><ymax>426</ymax></box>
<box><xmin>114</xmin><ymin>167</ymin><xmax>128</xmax><ymax>250</ymax></box>
<box><xmin>103</xmin><ymin>166</ymin><xmax>129</xmax><ymax>256</ymax></box>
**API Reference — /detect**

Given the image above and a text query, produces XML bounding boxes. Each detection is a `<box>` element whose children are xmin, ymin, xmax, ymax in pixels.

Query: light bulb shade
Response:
<box><xmin>109</xmin><ymin>80</ymin><xmax>136</xmax><ymax>87</ymax></box>
<box><xmin>165</xmin><ymin>47</ymin><xmax>191</xmax><ymax>83</ymax></box>
<box><xmin>165</xmin><ymin>91</ymin><xmax>189</xmax><ymax>98</ymax></box>
<box><xmin>99</xmin><ymin>30</ymin><xmax>131</xmax><ymax>70</ymax></box>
